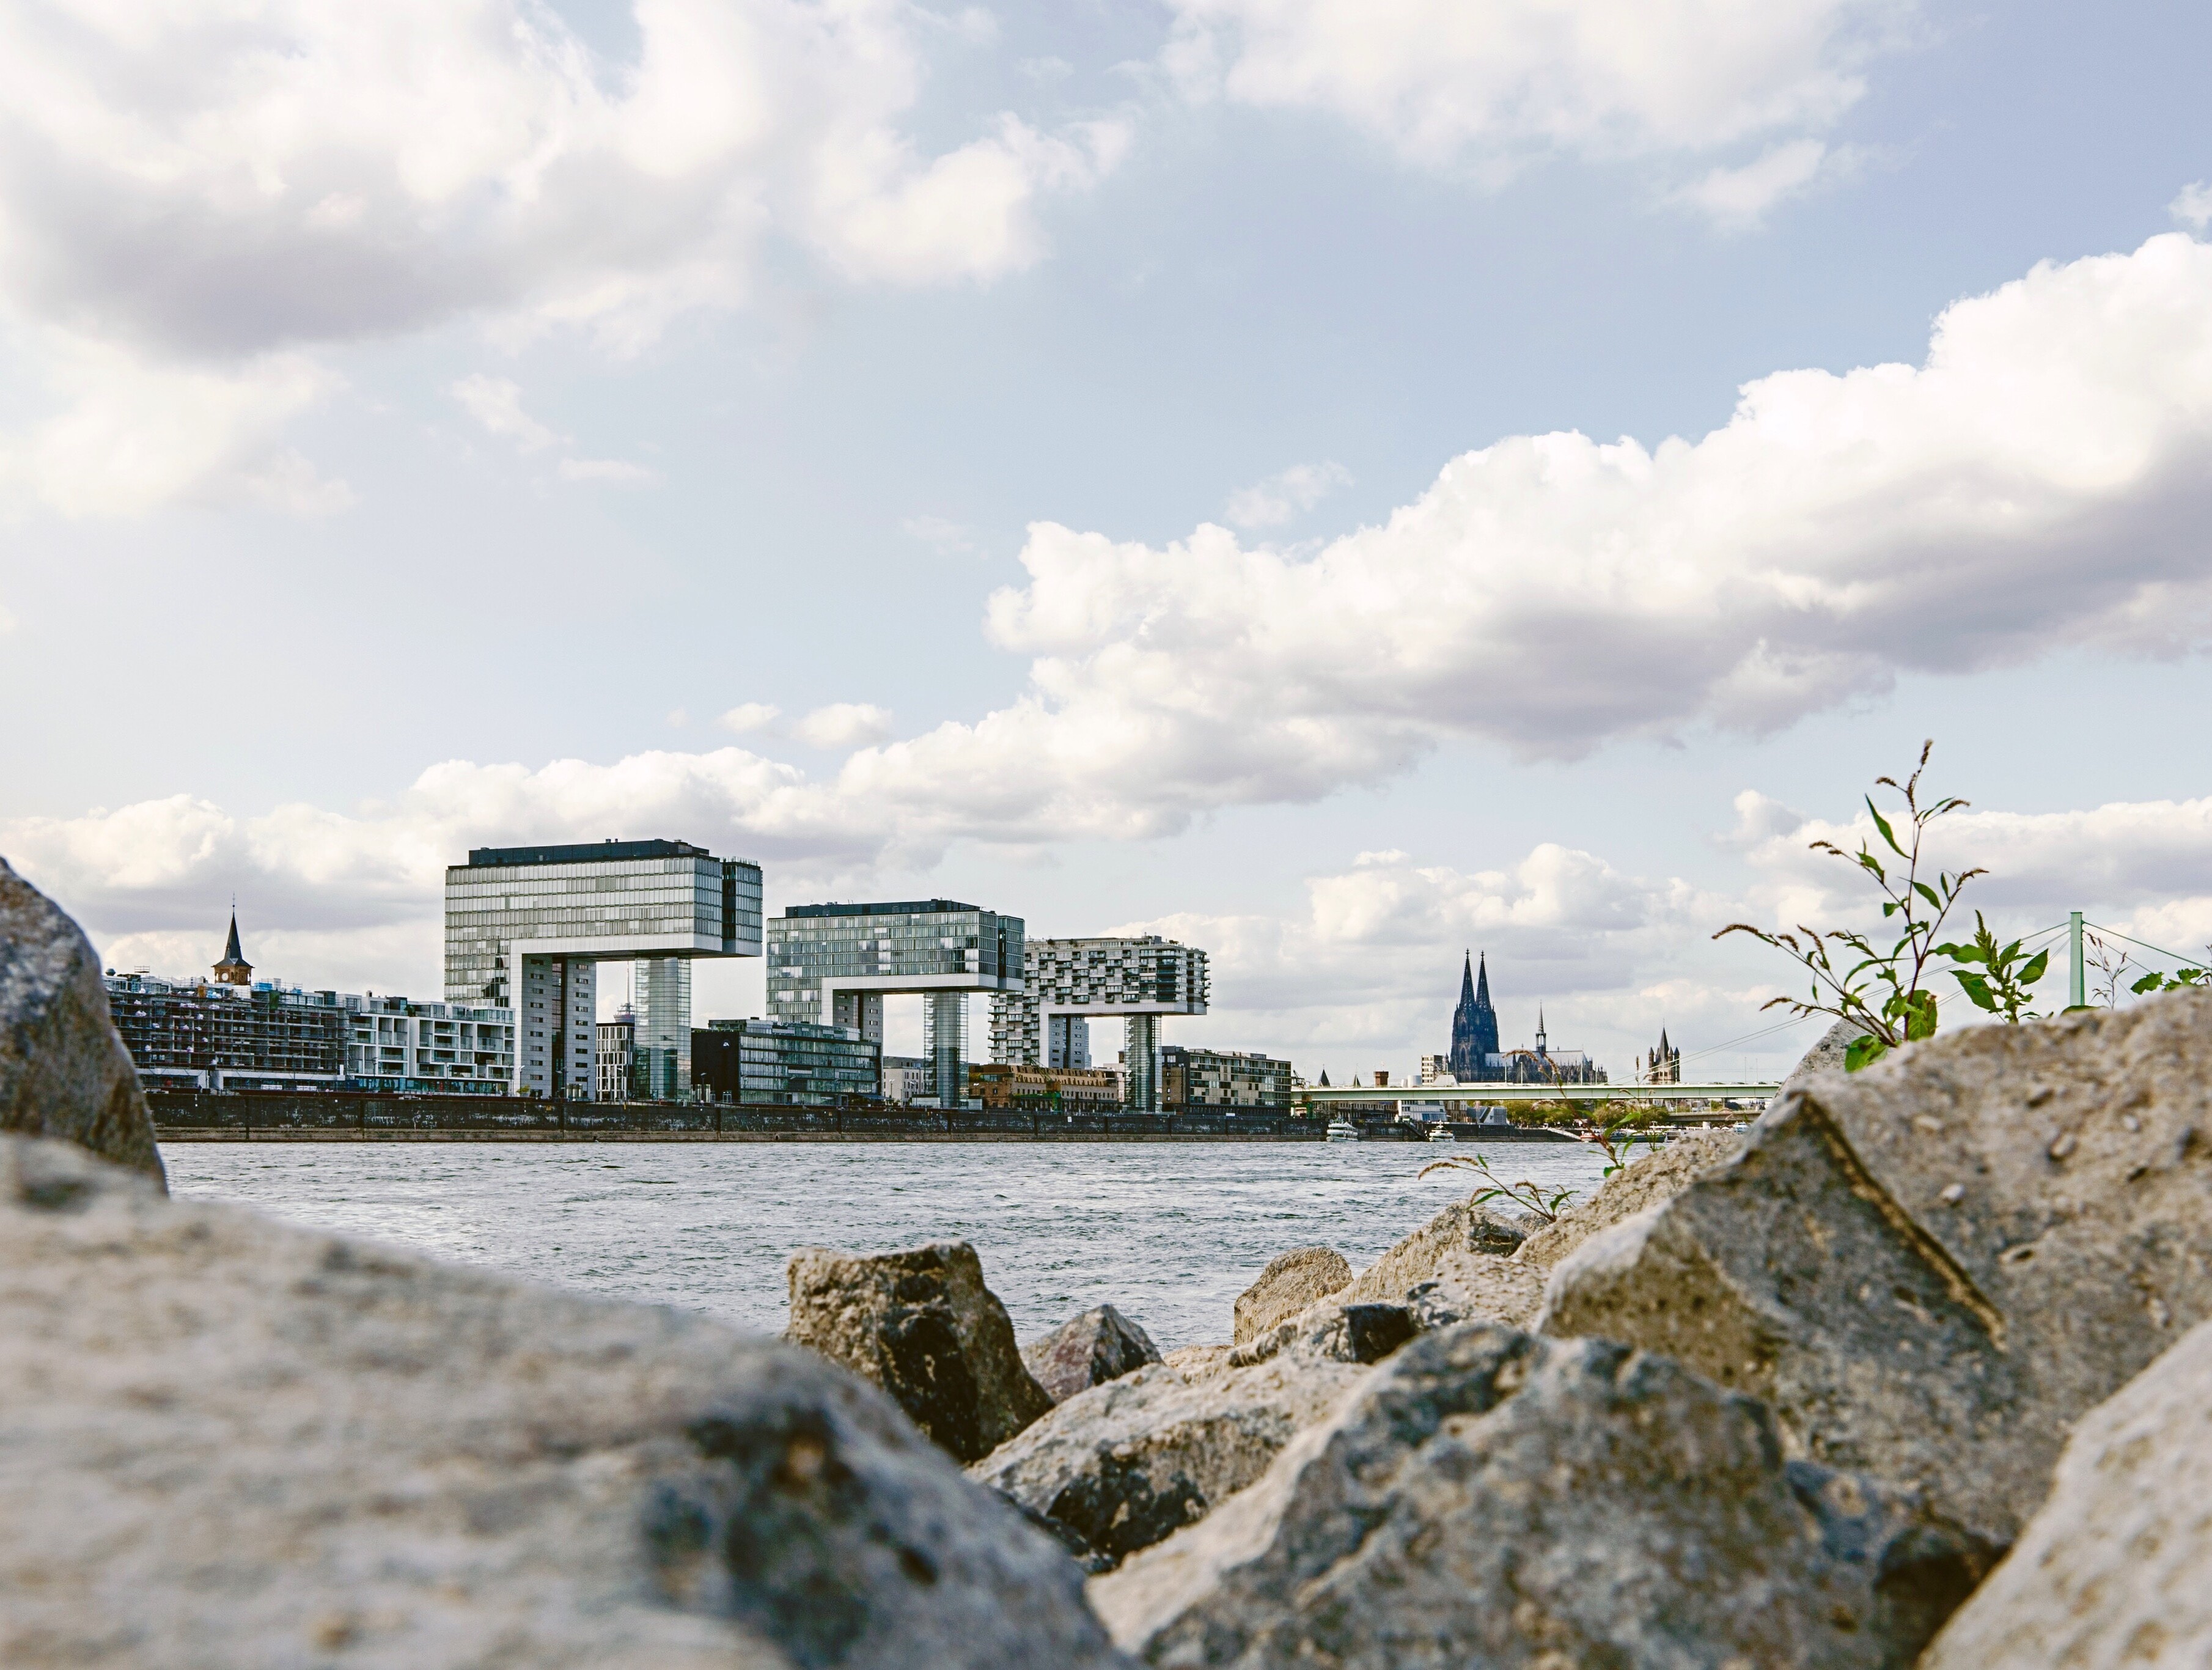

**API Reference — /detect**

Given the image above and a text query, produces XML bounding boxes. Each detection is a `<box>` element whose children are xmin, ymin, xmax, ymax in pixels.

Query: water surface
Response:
<box><xmin>166</xmin><ymin>1139</ymin><xmax>1613</xmax><ymax>1351</ymax></box>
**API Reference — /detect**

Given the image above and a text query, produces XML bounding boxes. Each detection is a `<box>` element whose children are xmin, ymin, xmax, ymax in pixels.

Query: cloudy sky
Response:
<box><xmin>4</xmin><ymin>0</ymin><xmax>2210</xmax><ymax>1078</ymax></box>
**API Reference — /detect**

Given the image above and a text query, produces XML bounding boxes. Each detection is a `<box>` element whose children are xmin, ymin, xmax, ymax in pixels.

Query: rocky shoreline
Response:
<box><xmin>5</xmin><ymin>855</ymin><xmax>2211</xmax><ymax>1666</ymax></box>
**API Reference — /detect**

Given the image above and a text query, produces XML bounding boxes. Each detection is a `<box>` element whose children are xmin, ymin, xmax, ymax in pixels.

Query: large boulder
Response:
<box><xmin>1024</xmin><ymin>1305</ymin><xmax>1162</xmax><ymax>1405</ymax></box>
<box><xmin>1540</xmin><ymin>991</ymin><xmax>2212</xmax><ymax>1546</ymax></box>
<box><xmin>787</xmin><ymin>1241</ymin><xmax>1053</xmax><ymax>1464</ymax></box>
<box><xmin>1090</xmin><ymin>1323</ymin><xmax>1985</xmax><ymax>1670</ymax></box>
<box><xmin>1231</xmin><ymin>1246</ymin><xmax>1351</xmax><ymax>1344</ymax></box>
<box><xmin>0</xmin><ymin>859</ymin><xmax>161</xmax><ymax>1185</ymax></box>
<box><xmin>1333</xmin><ymin>1195</ymin><xmax>1526</xmax><ymax>1306</ymax></box>
<box><xmin>1512</xmin><ymin>1126</ymin><xmax>1740</xmax><ymax>1270</ymax></box>
<box><xmin>1922</xmin><ymin>1314</ymin><xmax>2212</xmax><ymax>1668</ymax></box>
<box><xmin>0</xmin><ymin>1137</ymin><xmax>1124</xmax><ymax>1669</ymax></box>
<box><xmin>969</xmin><ymin>1354</ymin><xmax>1366</xmax><ymax>1569</ymax></box>
<box><xmin>1226</xmin><ymin>1297</ymin><xmax>1416</xmax><ymax>1370</ymax></box>
<box><xmin>1784</xmin><ymin>1015</ymin><xmax>1865</xmax><ymax>1091</ymax></box>
<box><xmin>1404</xmin><ymin>1248</ymin><xmax>1546</xmax><ymax>1331</ymax></box>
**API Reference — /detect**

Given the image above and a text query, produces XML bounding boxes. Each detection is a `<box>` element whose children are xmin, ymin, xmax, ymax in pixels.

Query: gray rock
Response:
<box><xmin>1540</xmin><ymin>991</ymin><xmax>2212</xmax><ymax>1546</ymax></box>
<box><xmin>0</xmin><ymin>859</ymin><xmax>161</xmax><ymax>1185</ymax></box>
<box><xmin>1512</xmin><ymin>1126</ymin><xmax>1740</xmax><ymax>1270</ymax></box>
<box><xmin>1403</xmin><ymin>1248</ymin><xmax>1545</xmax><ymax>1331</ymax></box>
<box><xmin>1225</xmin><ymin>1298</ymin><xmax>1416</xmax><ymax>1370</ymax></box>
<box><xmin>1090</xmin><ymin>1323</ymin><xmax>1985</xmax><ymax>1669</ymax></box>
<box><xmin>969</xmin><ymin>1354</ymin><xmax>1366</xmax><ymax>1569</ymax></box>
<box><xmin>787</xmin><ymin>1240</ymin><xmax>1054</xmax><ymax>1463</ymax></box>
<box><xmin>0</xmin><ymin>1137</ymin><xmax>1125</xmax><ymax>1670</ymax></box>
<box><xmin>1333</xmin><ymin>1195</ymin><xmax>1527</xmax><ymax>1307</ymax></box>
<box><xmin>1024</xmin><ymin>1304</ymin><xmax>1162</xmax><ymax>1404</ymax></box>
<box><xmin>1784</xmin><ymin>1015</ymin><xmax>1865</xmax><ymax>1092</ymax></box>
<box><xmin>1922</xmin><ymin>1314</ymin><xmax>2212</xmax><ymax>1668</ymax></box>
<box><xmin>1159</xmin><ymin>1344</ymin><xmax>1234</xmax><ymax>1383</ymax></box>
<box><xmin>1231</xmin><ymin>1246</ymin><xmax>1351</xmax><ymax>1344</ymax></box>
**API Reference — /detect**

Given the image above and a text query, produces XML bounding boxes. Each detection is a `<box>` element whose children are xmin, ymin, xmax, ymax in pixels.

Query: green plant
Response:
<box><xmin>1417</xmin><ymin>1151</ymin><xmax>1576</xmax><ymax>1224</ymax></box>
<box><xmin>1716</xmin><ymin>740</ymin><xmax>1985</xmax><ymax>1072</ymax></box>
<box><xmin>1574</xmin><ymin>1113</ymin><xmax>1658</xmax><ymax>1178</ymax></box>
<box><xmin>2129</xmin><ymin>947</ymin><xmax>2212</xmax><ymax>996</ymax></box>
<box><xmin>1934</xmin><ymin>911</ymin><xmax>2049</xmax><ymax>1023</ymax></box>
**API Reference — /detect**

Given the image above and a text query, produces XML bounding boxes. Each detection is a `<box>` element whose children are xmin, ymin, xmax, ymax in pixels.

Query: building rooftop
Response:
<box><xmin>781</xmin><ymin>899</ymin><xmax>981</xmax><ymax>918</ymax></box>
<box><xmin>462</xmin><ymin>839</ymin><xmax>713</xmax><ymax>868</ymax></box>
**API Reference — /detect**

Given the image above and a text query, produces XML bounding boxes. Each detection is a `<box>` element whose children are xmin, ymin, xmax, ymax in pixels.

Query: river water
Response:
<box><xmin>165</xmin><ymin>1139</ymin><xmax>1614</xmax><ymax>1352</ymax></box>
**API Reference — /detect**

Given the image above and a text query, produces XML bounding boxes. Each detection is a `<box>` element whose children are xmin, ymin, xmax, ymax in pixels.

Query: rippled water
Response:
<box><xmin>165</xmin><ymin>1139</ymin><xmax>1614</xmax><ymax>1352</ymax></box>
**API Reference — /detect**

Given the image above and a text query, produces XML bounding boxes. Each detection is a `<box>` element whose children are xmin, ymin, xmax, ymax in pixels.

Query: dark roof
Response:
<box><xmin>782</xmin><ymin>899</ymin><xmax>981</xmax><ymax>918</ymax></box>
<box><xmin>465</xmin><ymin>839</ymin><xmax>710</xmax><ymax>867</ymax></box>
<box><xmin>220</xmin><ymin>911</ymin><xmax>246</xmax><ymax>965</ymax></box>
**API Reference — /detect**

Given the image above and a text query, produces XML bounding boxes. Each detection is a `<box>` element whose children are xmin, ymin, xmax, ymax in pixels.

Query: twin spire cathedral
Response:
<box><xmin>1441</xmin><ymin>951</ymin><xmax>1603</xmax><ymax>1085</ymax></box>
<box><xmin>1447</xmin><ymin>951</ymin><xmax>1499</xmax><ymax>1078</ymax></box>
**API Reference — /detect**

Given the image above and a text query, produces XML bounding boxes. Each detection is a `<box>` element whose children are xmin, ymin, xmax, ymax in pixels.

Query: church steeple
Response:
<box><xmin>1449</xmin><ymin>951</ymin><xmax>1501</xmax><ymax>1078</ymax></box>
<box><xmin>213</xmin><ymin>905</ymin><xmax>252</xmax><ymax>987</ymax></box>
<box><xmin>1535</xmin><ymin>1007</ymin><xmax>1548</xmax><ymax>1054</ymax></box>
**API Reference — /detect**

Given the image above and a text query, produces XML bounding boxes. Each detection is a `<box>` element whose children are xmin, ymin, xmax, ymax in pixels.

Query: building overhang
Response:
<box><xmin>809</xmin><ymin>973</ymin><xmax>1024</xmax><ymax>994</ymax></box>
<box><xmin>1034</xmin><ymin>1000</ymin><xmax>1205</xmax><ymax>1017</ymax></box>
<box><xmin>509</xmin><ymin>935</ymin><xmax>760</xmax><ymax>961</ymax></box>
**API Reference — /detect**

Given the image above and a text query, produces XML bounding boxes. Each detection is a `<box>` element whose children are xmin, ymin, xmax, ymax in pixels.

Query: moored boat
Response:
<box><xmin>1325</xmin><ymin>1118</ymin><xmax>1359</xmax><ymax>1142</ymax></box>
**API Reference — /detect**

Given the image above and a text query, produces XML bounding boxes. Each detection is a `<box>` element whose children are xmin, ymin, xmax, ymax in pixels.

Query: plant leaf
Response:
<box><xmin>1844</xmin><ymin>1035</ymin><xmax>1890</xmax><ymax>1072</ymax></box>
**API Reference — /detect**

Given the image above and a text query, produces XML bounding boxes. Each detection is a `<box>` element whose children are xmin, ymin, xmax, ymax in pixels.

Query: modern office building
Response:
<box><xmin>595</xmin><ymin>1007</ymin><xmax>640</xmax><ymax>1102</ymax></box>
<box><xmin>444</xmin><ymin>838</ymin><xmax>763</xmax><ymax>1099</ymax></box>
<box><xmin>766</xmin><ymin>899</ymin><xmax>1024</xmax><ymax>1107</ymax></box>
<box><xmin>968</xmin><ymin>1063</ymin><xmax>1122</xmax><ymax>1113</ymax></box>
<box><xmin>341</xmin><ymin>993</ymin><xmax>515</xmax><ymax>1094</ymax></box>
<box><xmin>692</xmin><ymin>1019</ymin><xmax>881</xmax><ymax>1106</ymax></box>
<box><xmin>988</xmin><ymin>935</ymin><xmax>1208</xmax><ymax>1112</ymax></box>
<box><xmin>1162</xmin><ymin>1046</ymin><xmax>1292</xmax><ymax>1111</ymax></box>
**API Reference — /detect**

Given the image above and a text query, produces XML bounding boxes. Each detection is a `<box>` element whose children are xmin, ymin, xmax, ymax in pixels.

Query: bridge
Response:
<box><xmin>1299</xmin><ymin>1082</ymin><xmax>1780</xmax><ymax>1106</ymax></box>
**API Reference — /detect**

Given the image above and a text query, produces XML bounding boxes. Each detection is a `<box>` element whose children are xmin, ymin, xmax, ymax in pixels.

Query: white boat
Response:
<box><xmin>1325</xmin><ymin>1119</ymin><xmax>1359</xmax><ymax>1142</ymax></box>
<box><xmin>1426</xmin><ymin>1124</ymin><xmax>1457</xmax><ymax>1142</ymax></box>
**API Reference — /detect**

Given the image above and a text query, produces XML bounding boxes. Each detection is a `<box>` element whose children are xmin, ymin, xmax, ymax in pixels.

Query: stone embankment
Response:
<box><xmin>9</xmin><ymin>858</ymin><xmax>2212</xmax><ymax>1666</ymax></box>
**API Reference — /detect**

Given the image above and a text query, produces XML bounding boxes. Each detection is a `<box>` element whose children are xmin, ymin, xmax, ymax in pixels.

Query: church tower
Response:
<box><xmin>1448</xmin><ymin>952</ymin><xmax>1500</xmax><ymax>1079</ymax></box>
<box><xmin>213</xmin><ymin>908</ymin><xmax>252</xmax><ymax>987</ymax></box>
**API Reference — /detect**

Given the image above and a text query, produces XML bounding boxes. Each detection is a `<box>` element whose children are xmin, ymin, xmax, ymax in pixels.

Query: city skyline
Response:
<box><xmin>6</xmin><ymin>1</ymin><xmax>2211</xmax><ymax>1080</ymax></box>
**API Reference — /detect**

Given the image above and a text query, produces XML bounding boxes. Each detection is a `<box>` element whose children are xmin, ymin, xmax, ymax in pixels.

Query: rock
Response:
<box><xmin>1512</xmin><ymin>1126</ymin><xmax>1740</xmax><ymax>1270</ymax></box>
<box><xmin>787</xmin><ymin>1241</ymin><xmax>1054</xmax><ymax>1464</ymax></box>
<box><xmin>1785</xmin><ymin>1015</ymin><xmax>1865</xmax><ymax>1092</ymax></box>
<box><xmin>1403</xmin><ymin>1249</ymin><xmax>1545</xmax><ymax>1331</ymax></box>
<box><xmin>1226</xmin><ymin>1299</ymin><xmax>1416</xmax><ymax>1370</ymax></box>
<box><xmin>0</xmin><ymin>859</ymin><xmax>162</xmax><ymax>1185</ymax></box>
<box><xmin>1539</xmin><ymin>991</ymin><xmax>2212</xmax><ymax>1547</ymax></box>
<box><xmin>1333</xmin><ymin>1195</ymin><xmax>1526</xmax><ymax>1307</ymax></box>
<box><xmin>1160</xmin><ymin>1344</ymin><xmax>1234</xmax><ymax>1383</ymax></box>
<box><xmin>1921</xmin><ymin>1315</ymin><xmax>2212</xmax><ymax>1668</ymax></box>
<box><xmin>1231</xmin><ymin>1246</ymin><xmax>1351</xmax><ymax>1344</ymax></box>
<box><xmin>0</xmin><ymin>1138</ymin><xmax>1125</xmax><ymax>1670</ymax></box>
<box><xmin>970</xmin><ymin>1354</ymin><xmax>1366</xmax><ymax>1570</ymax></box>
<box><xmin>1024</xmin><ymin>1304</ymin><xmax>1162</xmax><ymax>1404</ymax></box>
<box><xmin>1090</xmin><ymin>1323</ymin><xmax>1985</xmax><ymax>1670</ymax></box>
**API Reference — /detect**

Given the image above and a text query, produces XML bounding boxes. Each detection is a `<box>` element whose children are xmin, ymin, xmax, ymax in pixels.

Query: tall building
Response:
<box><xmin>692</xmin><ymin>1019</ymin><xmax>880</xmax><ymax>1106</ymax></box>
<box><xmin>443</xmin><ymin>838</ymin><xmax>763</xmax><ymax>1099</ymax></box>
<box><xmin>1448</xmin><ymin>952</ymin><xmax>1501</xmax><ymax>1078</ymax></box>
<box><xmin>596</xmin><ymin>1007</ymin><xmax>640</xmax><ymax>1102</ymax></box>
<box><xmin>988</xmin><ymin>935</ymin><xmax>1209</xmax><ymax>1113</ymax></box>
<box><xmin>766</xmin><ymin>899</ymin><xmax>1024</xmax><ymax>1107</ymax></box>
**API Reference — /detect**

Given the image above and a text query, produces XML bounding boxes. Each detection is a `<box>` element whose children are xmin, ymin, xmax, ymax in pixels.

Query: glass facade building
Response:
<box><xmin>1161</xmin><ymin>1046</ymin><xmax>1293</xmax><ymax>1111</ymax></box>
<box><xmin>692</xmin><ymin>1019</ymin><xmax>881</xmax><ymax>1106</ymax></box>
<box><xmin>444</xmin><ymin>839</ymin><xmax>763</xmax><ymax>1098</ymax></box>
<box><xmin>766</xmin><ymin>899</ymin><xmax>1024</xmax><ymax>1108</ymax></box>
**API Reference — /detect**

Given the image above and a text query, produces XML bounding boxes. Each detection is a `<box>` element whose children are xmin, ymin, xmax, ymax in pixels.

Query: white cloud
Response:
<box><xmin>1672</xmin><ymin>138</ymin><xmax>1839</xmax><ymax>227</ymax></box>
<box><xmin>0</xmin><ymin>334</ymin><xmax>351</xmax><ymax>519</ymax></box>
<box><xmin>0</xmin><ymin>0</ymin><xmax>1128</xmax><ymax>516</ymax></box>
<box><xmin>2172</xmin><ymin>182</ymin><xmax>2212</xmax><ymax>232</ymax></box>
<box><xmin>450</xmin><ymin>375</ymin><xmax>560</xmax><ymax>451</ymax></box>
<box><xmin>559</xmin><ymin>457</ymin><xmax>662</xmax><ymax>485</ymax></box>
<box><xmin>1163</xmin><ymin>0</ymin><xmax>1911</xmax><ymax>168</ymax></box>
<box><xmin>1224</xmin><ymin>459</ymin><xmax>1351</xmax><ymax>529</ymax></box>
<box><xmin>718</xmin><ymin>702</ymin><xmax>782</xmax><ymax>734</ymax></box>
<box><xmin>796</xmin><ymin>702</ymin><xmax>896</xmax><ymax>749</ymax></box>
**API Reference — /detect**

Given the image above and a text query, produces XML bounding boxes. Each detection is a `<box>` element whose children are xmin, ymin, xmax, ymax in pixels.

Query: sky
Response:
<box><xmin>4</xmin><ymin>0</ymin><xmax>2211</xmax><ymax>1080</ymax></box>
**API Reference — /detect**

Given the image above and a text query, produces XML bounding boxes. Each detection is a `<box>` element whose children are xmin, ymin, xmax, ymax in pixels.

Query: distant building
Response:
<box><xmin>1162</xmin><ymin>1046</ymin><xmax>1292</xmax><ymax>1111</ymax></box>
<box><xmin>768</xmin><ymin>899</ymin><xmax>1024</xmax><ymax>1109</ymax></box>
<box><xmin>692</xmin><ymin>1019</ymin><xmax>880</xmax><ymax>1106</ymax></box>
<box><xmin>879</xmin><ymin>1054</ymin><xmax>930</xmax><ymax>1105</ymax></box>
<box><xmin>105</xmin><ymin>914</ymin><xmax>512</xmax><ymax>1094</ymax></box>
<box><xmin>989</xmin><ymin>935</ymin><xmax>1209</xmax><ymax>1113</ymax></box>
<box><xmin>1417</xmin><ymin>1054</ymin><xmax>1452</xmax><ymax>1086</ymax></box>
<box><xmin>444</xmin><ymin>838</ymin><xmax>762</xmax><ymax>1100</ymax></box>
<box><xmin>1435</xmin><ymin>952</ymin><xmax>1606</xmax><ymax>1084</ymax></box>
<box><xmin>969</xmin><ymin>1063</ymin><xmax>1122</xmax><ymax>1112</ymax></box>
<box><xmin>1642</xmin><ymin>1028</ymin><xmax>1681</xmax><ymax>1084</ymax></box>
<box><xmin>596</xmin><ymin>1007</ymin><xmax>640</xmax><ymax>1102</ymax></box>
